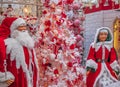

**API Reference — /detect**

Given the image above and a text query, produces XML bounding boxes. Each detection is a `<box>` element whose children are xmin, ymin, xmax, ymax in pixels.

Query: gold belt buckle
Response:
<box><xmin>97</xmin><ymin>59</ymin><xmax>101</xmax><ymax>62</ymax></box>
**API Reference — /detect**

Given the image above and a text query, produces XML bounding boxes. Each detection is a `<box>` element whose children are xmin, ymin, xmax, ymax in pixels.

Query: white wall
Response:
<box><xmin>83</xmin><ymin>9</ymin><xmax>120</xmax><ymax>58</ymax></box>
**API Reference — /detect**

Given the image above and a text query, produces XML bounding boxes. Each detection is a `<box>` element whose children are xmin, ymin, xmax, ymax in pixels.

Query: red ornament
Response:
<box><xmin>44</xmin><ymin>20</ymin><xmax>51</xmax><ymax>26</ymax></box>
<box><xmin>56</xmin><ymin>18</ymin><xmax>64</xmax><ymax>25</ymax></box>
<box><xmin>56</xmin><ymin>39</ymin><xmax>62</xmax><ymax>45</ymax></box>
<box><xmin>67</xmin><ymin>62</ymin><xmax>73</xmax><ymax>67</ymax></box>
<box><xmin>54</xmin><ymin>69</ymin><xmax>59</xmax><ymax>74</ymax></box>
<box><xmin>45</xmin><ymin>27</ymin><xmax>51</xmax><ymax>32</ymax></box>
<box><xmin>57</xmin><ymin>0</ymin><xmax>62</xmax><ymax>5</ymax></box>
<box><xmin>66</xmin><ymin>0</ymin><xmax>74</xmax><ymax>4</ymax></box>
<box><xmin>43</xmin><ymin>10</ymin><xmax>47</xmax><ymax>14</ymax></box>
<box><xmin>44</xmin><ymin>0</ymin><xmax>50</xmax><ymax>7</ymax></box>
<box><xmin>70</xmin><ymin>44</ymin><xmax>76</xmax><ymax>49</ymax></box>
<box><xmin>56</xmin><ymin>20</ymin><xmax>61</xmax><ymax>25</ymax></box>
<box><xmin>61</xmin><ymin>12</ymin><xmax>67</xmax><ymax>18</ymax></box>
<box><xmin>78</xmin><ymin>74</ymin><xmax>83</xmax><ymax>80</ymax></box>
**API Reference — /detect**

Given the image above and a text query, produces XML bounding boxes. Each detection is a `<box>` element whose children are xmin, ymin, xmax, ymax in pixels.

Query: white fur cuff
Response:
<box><xmin>86</xmin><ymin>59</ymin><xmax>98</xmax><ymax>70</ymax></box>
<box><xmin>110</xmin><ymin>60</ymin><xmax>120</xmax><ymax>71</ymax></box>
<box><xmin>0</xmin><ymin>71</ymin><xmax>15</xmax><ymax>82</ymax></box>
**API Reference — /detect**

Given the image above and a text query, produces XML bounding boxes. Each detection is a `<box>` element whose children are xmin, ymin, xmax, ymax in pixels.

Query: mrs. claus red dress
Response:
<box><xmin>86</xmin><ymin>27</ymin><xmax>120</xmax><ymax>87</ymax></box>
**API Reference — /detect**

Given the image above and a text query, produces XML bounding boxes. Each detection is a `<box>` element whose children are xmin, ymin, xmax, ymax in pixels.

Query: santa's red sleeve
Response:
<box><xmin>86</xmin><ymin>43</ymin><xmax>98</xmax><ymax>71</ymax></box>
<box><xmin>109</xmin><ymin>47</ymin><xmax>120</xmax><ymax>72</ymax></box>
<box><xmin>0</xmin><ymin>38</ymin><xmax>14</xmax><ymax>85</ymax></box>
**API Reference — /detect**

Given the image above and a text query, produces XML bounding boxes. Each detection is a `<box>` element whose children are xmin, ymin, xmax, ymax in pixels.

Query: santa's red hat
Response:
<box><xmin>0</xmin><ymin>17</ymin><xmax>26</xmax><ymax>39</ymax></box>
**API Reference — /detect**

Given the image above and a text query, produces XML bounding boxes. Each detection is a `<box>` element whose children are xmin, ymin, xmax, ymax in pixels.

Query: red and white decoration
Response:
<box><xmin>86</xmin><ymin>27</ymin><xmax>120</xmax><ymax>87</ymax></box>
<box><xmin>84</xmin><ymin>0</ymin><xmax>120</xmax><ymax>14</ymax></box>
<box><xmin>32</xmin><ymin>0</ymin><xmax>86</xmax><ymax>87</ymax></box>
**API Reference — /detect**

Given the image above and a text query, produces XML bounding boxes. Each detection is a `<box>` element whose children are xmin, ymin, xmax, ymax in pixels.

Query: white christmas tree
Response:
<box><xmin>34</xmin><ymin>0</ymin><xmax>86</xmax><ymax>87</ymax></box>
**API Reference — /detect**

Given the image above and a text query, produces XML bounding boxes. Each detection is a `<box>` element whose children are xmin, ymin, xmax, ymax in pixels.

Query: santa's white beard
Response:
<box><xmin>11</xmin><ymin>30</ymin><xmax>34</xmax><ymax>49</ymax></box>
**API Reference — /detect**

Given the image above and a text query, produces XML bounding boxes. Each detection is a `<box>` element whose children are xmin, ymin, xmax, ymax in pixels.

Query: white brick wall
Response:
<box><xmin>83</xmin><ymin>9</ymin><xmax>120</xmax><ymax>58</ymax></box>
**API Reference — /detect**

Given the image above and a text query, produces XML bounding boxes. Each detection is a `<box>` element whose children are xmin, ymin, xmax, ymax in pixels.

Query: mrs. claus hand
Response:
<box><xmin>86</xmin><ymin>70</ymin><xmax>91</xmax><ymax>76</ymax></box>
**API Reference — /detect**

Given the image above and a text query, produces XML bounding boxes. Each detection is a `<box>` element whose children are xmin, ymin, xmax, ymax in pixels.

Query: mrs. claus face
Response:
<box><xmin>98</xmin><ymin>32</ymin><xmax>108</xmax><ymax>42</ymax></box>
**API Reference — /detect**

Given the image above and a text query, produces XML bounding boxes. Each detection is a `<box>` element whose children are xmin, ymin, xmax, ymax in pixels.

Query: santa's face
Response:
<box><xmin>11</xmin><ymin>28</ymin><xmax>34</xmax><ymax>49</ymax></box>
<box><xmin>17</xmin><ymin>25</ymin><xmax>27</xmax><ymax>31</ymax></box>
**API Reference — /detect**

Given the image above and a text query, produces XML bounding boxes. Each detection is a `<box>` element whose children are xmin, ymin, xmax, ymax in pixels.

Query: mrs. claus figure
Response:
<box><xmin>86</xmin><ymin>27</ymin><xmax>120</xmax><ymax>87</ymax></box>
<box><xmin>0</xmin><ymin>17</ymin><xmax>39</xmax><ymax>87</ymax></box>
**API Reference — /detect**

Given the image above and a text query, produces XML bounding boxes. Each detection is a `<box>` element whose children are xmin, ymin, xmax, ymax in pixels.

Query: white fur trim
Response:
<box><xmin>93</xmin><ymin>63</ymin><xmax>104</xmax><ymax>87</ymax></box>
<box><xmin>93</xmin><ymin>27</ymin><xmax>113</xmax><ymax>50</ymax></box>
<box><xmin>86</xmin><ymin>59</ymin><xmax>98</xmax><ymax>70</ymax></box>
<box><xmin>93</xmin><ymin>63</ymin><xmax>118</xmax><ymax>87</ymax></box>
<box><xmin>105</xmin><ymin>81</ymin><xmax>120</xmax><ymax>87</ymax></box>
<box><xmin>10</xmin><ymin>18</ymin><xmax>26</xmax><ymax>33</ymax></box>
<box><xmin>33</xmin><ymin>49</ymin><xmax>39</xmax><ymax>87</ymax></box>
<box><xmin>4</xmin><ymin>38</ymin><xmax>32</xmax><ymax>87</ymax></box>
<box><xmin>93</xmin><ymin>42</ymin><xmax>112</xmax><ymax>52</ymax></box>
<box><xmin>110</xmin><ymin>60</ymin><xmax>120</xmax><ymax>71</ymax></box>
<box><xmin>0</xmin><ymin>71</ymin><xmax>14</xmax><ymax>82</ymax></box>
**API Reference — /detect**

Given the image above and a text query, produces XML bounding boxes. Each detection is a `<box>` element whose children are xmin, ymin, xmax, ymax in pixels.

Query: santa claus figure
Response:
<box><xmin>86</xmin><ymin>27</ymin><xmax>120</xmax><ymax>87</ymax></box>
<box><xmin>0</xmin><ymin>17</ymin><xmax>39</xmax><ymax>87</ymax></box>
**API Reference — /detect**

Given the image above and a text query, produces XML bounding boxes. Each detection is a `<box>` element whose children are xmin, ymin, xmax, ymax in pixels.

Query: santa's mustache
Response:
<box><xmin>11</xmin><ymin>30</ymin><xmax>35</xmax><ymax>49</ymax></box>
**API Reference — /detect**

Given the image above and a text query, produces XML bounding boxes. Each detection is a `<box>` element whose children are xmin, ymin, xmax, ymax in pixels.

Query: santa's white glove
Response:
<box><xmin>0</xmin><ymin>72</ymin><xmax>15</xmax><ymax>87</ymax></box>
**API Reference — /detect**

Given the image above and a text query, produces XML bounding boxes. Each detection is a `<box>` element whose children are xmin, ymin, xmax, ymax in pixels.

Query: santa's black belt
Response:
<box><xmin>96</xmin><ymin>59</ymin><xmax>108</xmax><ymax>62</ymax></box>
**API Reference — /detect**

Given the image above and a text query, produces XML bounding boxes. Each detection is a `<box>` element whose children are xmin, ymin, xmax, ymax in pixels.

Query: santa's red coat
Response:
<box><xmin>0</xmin><ymin>38</ymin><xmax>6</xmax><ymax>72</ymax></box>
<box><xmin>0</xmin><ymin>38</ymin><xmax>38</xmax><ymax>87</ymax></box>
<box><xmin>7</xmin><ymin>47</ymin><xmax>38</xmax><ymax>87</ymax></box>
<box><xmin>86</xmin><ymin>43</ymin><xmax>118</xmax><ymax>87</ymax></box>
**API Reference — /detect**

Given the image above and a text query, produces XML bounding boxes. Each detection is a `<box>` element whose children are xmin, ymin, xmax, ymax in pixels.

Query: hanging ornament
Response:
<box><xmin>73</xmin><ymin>3</ymin><xmax>80</xmax><ymax>10</ymax></box>
<box><xmin>112</xmin><ymin>1</ymin><xmax>115</xmax><ymax>9</ymax></box>
<box><xmin>95</xmin><ymin>1</ymin><xmax>100</xmax><ymax>7</ymax></box>
<box><xmin>88</xmin><ymin>1</ymin><xmax>93</xmax><ymax>9</ymax></box>
<box><xmin>104</xmin><ymin>0</ymin><xmax>109</xmax><ymax>6</ymax></box>
<box><xmin>73</xmin><ymin>19</ymin><xmax>81</xmax><ymax>27</ymax></box>
<box><xmin>113</xmin><ymin>0</ymin><xmax>120</xmax><ymax>10</ymax></box>
<box><xmin>112</xmin><ymin>0</ymin><xmax>119</xmax><ymax>4</ymax></box>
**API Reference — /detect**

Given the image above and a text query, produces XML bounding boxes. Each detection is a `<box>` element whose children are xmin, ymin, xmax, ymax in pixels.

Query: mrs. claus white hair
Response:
<box><xmin>99</xmin><ymin>29</ymin><xmax>108</xmax><ymax>34</ymax></box>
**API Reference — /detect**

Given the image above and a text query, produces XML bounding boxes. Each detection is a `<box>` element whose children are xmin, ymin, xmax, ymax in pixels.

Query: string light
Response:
<box><xmin>23</xmin><ymin>5</ymin><xmax>28</xmax><ymax>14</ymax></box>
